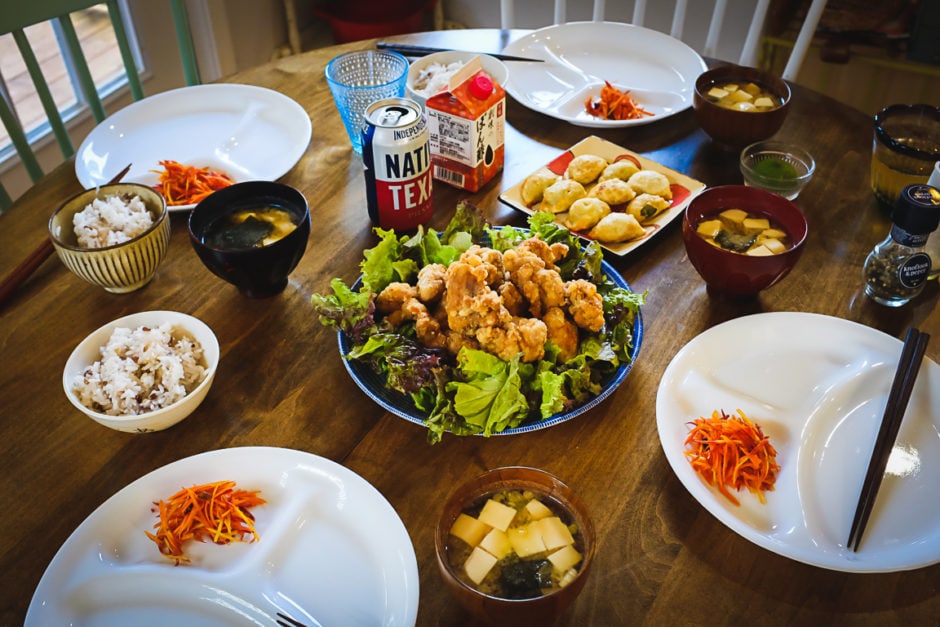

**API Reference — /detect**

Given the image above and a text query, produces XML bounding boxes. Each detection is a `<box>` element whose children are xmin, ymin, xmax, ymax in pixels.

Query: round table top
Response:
<box><xmin>2</xmin><ymin>28</ymin><xmax>939</xmax><ymax>626</ymax></box>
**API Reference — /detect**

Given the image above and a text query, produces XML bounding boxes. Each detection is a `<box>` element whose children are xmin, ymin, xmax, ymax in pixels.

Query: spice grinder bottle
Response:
<box><xmin>863</xmin><ymin>184</ymin><xmax>940</xmax><ymax>307</ymax></box>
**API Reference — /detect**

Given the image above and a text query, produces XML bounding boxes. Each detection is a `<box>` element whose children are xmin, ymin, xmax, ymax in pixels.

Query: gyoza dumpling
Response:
<box><xmin>566</xmin><ymin>197</ymin><xmax>611</xmax><ymax>231</ymax></box>
<box><xmin>521</xmin><ymin>167</ymin><xmax>560</xmax><ymax>205</ymax></box>
<box><xmin>626</xmin><ymin>193</ymin><xmax>671</xmax><ymax>222</ymax></box>
<box><xmin>627</xmin><ymin>169</ymin><xmax>673</xmax><ymax>199</ymax></box>
<box><xmin>599</xmin><ymin>160</ymin><xmax>640</xmax><ymax>182</ymax></box>
<box><xmin>565</xmin><ymin>154</ymin><xmax>608</xmax><ymax>184</ymax></box>
<box><xmin>588</xmin><ymin>212</ymin><xmax>646</xmax><ymax>243</ymax></box>
<box><xmin>541</xmin><ymin>179</ymin><xmax>586</xmax><ymax>214</ymax></box>
<box><xmin>590</xmin><ymin>178</ymin><xmax>636</xmax><ymax>205</ymax></box>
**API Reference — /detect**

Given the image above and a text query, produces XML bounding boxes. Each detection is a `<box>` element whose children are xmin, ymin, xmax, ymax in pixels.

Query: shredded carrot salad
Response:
<box><xmin>684</xmin><ymin>409</ymin><xmax>780</xmax><ymax>506</ymax></box>
<box><xmin>145</xmin><ymin>480</ymin><xmax>266</xmax><ymax>564</ymax></box>
<box><xmin>152</xmin><ymin>159</ymin><xmax>235</xmax><ymax>206</ymax></box>
<box><xmin>584</xmin><ymin>81</ymin><xmax>654</xmax><ymax>121</ymax></box>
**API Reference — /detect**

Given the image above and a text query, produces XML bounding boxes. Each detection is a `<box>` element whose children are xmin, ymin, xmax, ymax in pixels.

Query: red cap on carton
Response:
<box><xmin>469</xmin><ymin>74</ymin><xmax>494</xmax><ymax>99</ymax></box>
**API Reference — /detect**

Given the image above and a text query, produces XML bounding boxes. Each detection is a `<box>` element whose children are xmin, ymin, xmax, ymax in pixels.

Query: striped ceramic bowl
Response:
<box><xmin>49</xmin><ymin>183</ymin><xmax>170</xmax><ymax>293</ymax></box>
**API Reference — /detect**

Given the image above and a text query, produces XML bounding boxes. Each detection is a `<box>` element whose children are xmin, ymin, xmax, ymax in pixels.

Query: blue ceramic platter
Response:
<box><xmin>338</xmin><ymin>253</ymin><xmax>642</xmax><ymax>436</ymax></box>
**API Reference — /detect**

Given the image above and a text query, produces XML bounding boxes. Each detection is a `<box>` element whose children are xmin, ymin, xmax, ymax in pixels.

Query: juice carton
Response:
<box><xmin>426</xmin><ymin>57</ymin><xmax>505</xmax><ymax>192</ymax></box>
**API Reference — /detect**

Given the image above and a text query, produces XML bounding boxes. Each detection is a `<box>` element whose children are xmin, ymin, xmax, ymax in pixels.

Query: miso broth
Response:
<box><xmin>446</xmin><ymin>489</ymin><xmax>584</xmax><ymax>599</ymax></box>
<box><xmin>203</xmin><ymin>206</ymin><xmax>298</xmax><ymax>250</ymax></box>
<box><xmin>696</xmin><ymin>208</ymin><xmax>792</xmax><ymax>255</ymax></box>
<box><xmin>704</xmin><ymin>81</ymin><xmax>783</xmax><ymax>112</ymax></box>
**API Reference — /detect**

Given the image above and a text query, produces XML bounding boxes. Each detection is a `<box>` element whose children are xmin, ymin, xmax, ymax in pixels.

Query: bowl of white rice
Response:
<box><xmin>49</xmin><ymin>183</ymin><xmax>170</xmax><ymax>293</ymax></box>
<box><xmin>406</xmin><ymin>51</ymin><xmax>509</xmax><ymax>108</ymax></box>
<box><xmin>63</xmin><ymin>310</ymin><xmax>220</xmax><ymax>432</ymax></box>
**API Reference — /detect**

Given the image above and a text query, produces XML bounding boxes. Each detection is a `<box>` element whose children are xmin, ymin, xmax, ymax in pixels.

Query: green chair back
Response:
<box><xmin>0</xmin><ymin>0</ymin><xmax>199</xmax><ymax>211</ymax></box>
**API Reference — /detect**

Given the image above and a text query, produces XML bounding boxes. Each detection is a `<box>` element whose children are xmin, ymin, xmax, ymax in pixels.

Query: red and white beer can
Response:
<box><xmin>362</xmin><ymin>98</ymin><xmax>433</xmax><ymax>230</ymax></box>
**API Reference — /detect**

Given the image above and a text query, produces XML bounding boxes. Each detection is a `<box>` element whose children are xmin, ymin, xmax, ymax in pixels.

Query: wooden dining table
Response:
<box><xmin>2</xmin><ymin>28</ymin><xmax>938</xmax><ymax>626</ymax></box>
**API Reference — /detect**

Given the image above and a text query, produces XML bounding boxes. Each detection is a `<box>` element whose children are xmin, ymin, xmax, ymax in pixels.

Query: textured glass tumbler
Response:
<box><xmin>325</xmin><ymin>50</ymin><xmax>409</xmax><ymax>155</ymax></box>
<box><xmin>870</xmin><ymin>104</ymin><xmax>940</xmax><ymax>208</ymax></box>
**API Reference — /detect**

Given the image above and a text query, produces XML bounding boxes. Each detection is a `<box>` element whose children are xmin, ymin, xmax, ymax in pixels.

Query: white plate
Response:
<box><xmin>75</xmin><ymin>84</ymin><xmax>312</xmax><ymax>210</ymax></box>
<box><xmin>502</xmin><ymin>22</ymin><xmax>707</xmax><ymax>128</ymax></box>
<box><xmin>26</xmin><ymin>447</ymin><xmax>419</xmax><ymax>625</ymax></box>
<box><xmin>656</xmin><ymin>312</ymin><xmax>940</xmax><ymax>573</ymax></box>
<box><xmin>499</xmin><ymin>136</ymin><xmax>705</xmax><ymax>256</ymax></box>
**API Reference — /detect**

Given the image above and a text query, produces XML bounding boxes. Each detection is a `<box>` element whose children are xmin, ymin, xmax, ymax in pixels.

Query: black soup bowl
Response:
<box><xmin>188</xmin><ymin>181</ymin><xmax>311</xmax><ymax>298</ymax></box>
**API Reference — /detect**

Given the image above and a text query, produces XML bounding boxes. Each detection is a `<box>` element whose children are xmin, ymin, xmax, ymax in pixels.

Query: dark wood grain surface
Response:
<box><xmin>2</xmin><ymin>29</ymin><xmax>938</xmax><ymax>626</ymax></box>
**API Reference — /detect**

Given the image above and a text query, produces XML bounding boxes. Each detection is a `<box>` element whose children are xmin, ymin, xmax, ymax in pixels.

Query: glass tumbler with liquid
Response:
<box><xmin>870</xmin><ymin>104</ymin><xmax>940</xmax><ymax>209</ymax></box>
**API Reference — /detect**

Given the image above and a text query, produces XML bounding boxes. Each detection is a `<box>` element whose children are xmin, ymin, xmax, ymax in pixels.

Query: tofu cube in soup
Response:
<box><xmin>746</xmin><ymin>244</ymin><xmax>776</xmax><ymax>256</ymax></box>
<box><xmin>479</xmin><ymin>528</ymin><xmax>514</xmax><ymax>559</ymax></box>
<box><xmin>478</xmin><ymin>499</ymin><xmax>518</xmax><ymax>531</ymax></box>
<box><xmin>742</xmin><ymin>217</ymin><xmax>770</xmax><ymax>234</ymax></box>
<box><xmin>465</xmin><ymin>546</ymin><xmax>499</xmax><ymax>585</ymax></box>
<box><xmin>696</xmin><ymin>218</ymin><xmax>723</xmax><ymax>239</ymax></box>
<box><xmin>759</xmin><ymin>227</ymin><xmax>788</xmax><ymax>241</ymax></box>
<box><xmin>525</xmin><ymin>497</ymin><xmax>553</xmax><ymax>520</ymax></box>
<box><xmin>547</xmin><ymin>543</ymin><xmax>582</xmax><ymax>574</ymax></box>
<box><xmin>451</xmin><ymin>512</ymin><xmax>491</xmax><ymax>546</ymax></box>
<box><xmin>507</xmin><ymin>523</ymin><xmax>547</xmax><ymax>557</ymax></box>
<box><xmin>707</xmin><ymin>87</ymin><xmax>729</xmax><ymax>100</ymax></box>
<box><xmin>719</xmin><ymin>208</ymin><xmax>748</xmax><ymax>228</ymax></box>
<box><xmin>537</xmin><ymin>516</ymin><xmax>576</xmax><ymax>551</ymax></box>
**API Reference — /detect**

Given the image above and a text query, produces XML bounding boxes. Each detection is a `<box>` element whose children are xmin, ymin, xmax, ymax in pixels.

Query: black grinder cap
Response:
<box><xmin>892</xmin><ymin>184</ymin><xmax>940</xmax><ymax>235</ymax></box>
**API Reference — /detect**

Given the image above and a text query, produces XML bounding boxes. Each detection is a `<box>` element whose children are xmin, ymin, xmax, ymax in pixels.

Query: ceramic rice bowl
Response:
<box><xmin>48</xmin><ymin>183</ymin><xmax>170</xmax><ymax>293</ymax></box>
<box><xmin>63</xmin><ymin>310</ymin><xmax>220</xmax><ymax>433</ymax></box>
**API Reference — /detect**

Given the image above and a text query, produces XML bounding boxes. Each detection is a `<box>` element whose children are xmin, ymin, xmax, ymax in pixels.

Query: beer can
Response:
<box><xmin>362</xmin><ymin>98</ymin><xmax>433</xmax><ymax>230</ymax></box>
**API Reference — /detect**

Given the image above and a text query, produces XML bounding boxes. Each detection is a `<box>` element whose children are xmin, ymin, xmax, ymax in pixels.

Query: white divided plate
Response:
<box><xmin>656</xmin><ymin>312</ymin><xmax>940</xmax><ymax>573</ymax></box>
<box><xmin>75</xmin><ymin>84</ymin><xmax>312</xmax><ymax>210</ymax></box>
<box><xmin>502</xmin><ymin>21</ymin><xmax>707</xmax><ymax>128</ymax></box>
<box><xmin>26</xmin><ymin>447</ymin><xmax>419</xmax><ymax>625</ymax></box>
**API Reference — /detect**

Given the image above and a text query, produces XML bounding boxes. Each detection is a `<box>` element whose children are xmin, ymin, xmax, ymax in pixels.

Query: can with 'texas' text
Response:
<box><xmin>362</xmin><ymin>98</ymin><xmax>433</xmax><ymax>230</ymax></box>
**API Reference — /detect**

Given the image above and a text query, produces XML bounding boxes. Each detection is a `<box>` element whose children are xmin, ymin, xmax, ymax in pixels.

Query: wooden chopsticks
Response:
<box><xmin>847</xmin><ymin>327</ymin><xmax>930</xmax><ymax>552</ymax></box>
<box><xmin>375</xmin><ymin>42</ymin><xmax>544</xmax><ymax>63</ymax></box>
<box><xmin>0</xmin><ymin>163</ymin><xmax>133</xmax><ymax>308</ymax></box>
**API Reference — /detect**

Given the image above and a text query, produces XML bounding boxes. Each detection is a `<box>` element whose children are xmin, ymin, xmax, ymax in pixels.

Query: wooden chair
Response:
<box><xmin>499</xmin><ymin>0</ymin><xmax>828</xmax><ymax>81</ymax></box>
<box><xmin>0</xmin><ymin>0</ymin><xmax>199</xmax><ymax>210</ymax></box>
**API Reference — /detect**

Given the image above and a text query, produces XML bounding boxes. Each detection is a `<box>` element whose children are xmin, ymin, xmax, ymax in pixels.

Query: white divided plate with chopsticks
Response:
<box><xmin>656</xmin><ymin>312</ymin><xmax>940</xmax><ymax>573</ymax></box>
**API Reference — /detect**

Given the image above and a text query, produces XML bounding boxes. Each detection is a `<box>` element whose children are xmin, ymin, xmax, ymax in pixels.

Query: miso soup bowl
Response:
<box><xmin>188</xmin><ymin>181</ymin><xmax>310</xmax><ymax>298</ymax></box>
<box><xmin>48</xmin><ymin>183</ymin><xmax>170</xmax><ymax>293</ymax></box>
<box><xmin>693</xmin><ymin>65</ymin><xmax>791</xmax><ymax>150</ymax></box>
<box><xmin>682</xmin><ymin>185</ymin><xmax>808</xmax><ymax>298</ymax></box>
<box><xmin>435</xmin><ymin>467</ymin><xmax>595</xmax><ymax>626</ymax></box>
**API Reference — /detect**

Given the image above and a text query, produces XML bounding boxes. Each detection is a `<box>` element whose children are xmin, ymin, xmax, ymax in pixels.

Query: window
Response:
<box><xmin>0</xmin><ymin>3</ymin><xmax>137</xmax><ymax>159</ymax></box>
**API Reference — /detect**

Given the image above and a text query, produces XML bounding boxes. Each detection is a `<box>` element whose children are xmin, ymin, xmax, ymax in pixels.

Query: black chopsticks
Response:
<box><xmin>376</xmin><ymin>42</ymin><xmax>543</xmax><ymax>63</ymax></box>
<box><xmin>847</xmin><ymin>327</ymin><xmax>929</xmax><ymax>552</ymax></box>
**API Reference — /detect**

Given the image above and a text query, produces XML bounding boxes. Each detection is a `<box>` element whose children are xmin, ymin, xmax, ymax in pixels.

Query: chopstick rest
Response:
<box><xmin>846</xmin><ymin>327</ymin><xmax>929</xmax><ymax>552</ymax></box>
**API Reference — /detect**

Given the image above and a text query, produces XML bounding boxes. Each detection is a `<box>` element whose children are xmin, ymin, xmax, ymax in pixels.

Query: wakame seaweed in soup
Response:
<box><xmin>203</xmin><ymin>207</ymin><xmax>298</xmax><ymax>250</ymax></box>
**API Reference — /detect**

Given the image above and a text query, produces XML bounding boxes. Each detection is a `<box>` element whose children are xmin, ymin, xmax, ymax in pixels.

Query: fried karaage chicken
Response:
<box><xmin>376</xmin><ymin>236</ymin><xmax>606</xmax><ymax>363</ymax></box>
